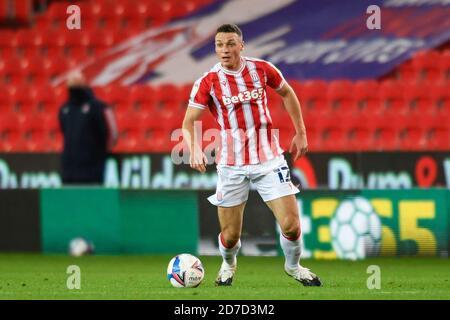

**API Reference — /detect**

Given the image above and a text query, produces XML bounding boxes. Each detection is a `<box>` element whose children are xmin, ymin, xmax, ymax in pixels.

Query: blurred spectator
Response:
<box><xmin>58</xmin><ymin>70</ymin><xmax>117</xmax><ymax>185</ymax></box>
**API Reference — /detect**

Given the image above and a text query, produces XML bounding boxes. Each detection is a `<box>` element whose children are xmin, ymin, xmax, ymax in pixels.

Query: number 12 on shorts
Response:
<box><xmin>274</xmin><ymin>166</ymin><xmax>291</xmax><ymax>183</ymax></box>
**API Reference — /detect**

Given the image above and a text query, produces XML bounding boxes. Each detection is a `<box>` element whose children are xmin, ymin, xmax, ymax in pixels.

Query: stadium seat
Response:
<box><xmin>41</xmin><ymin>30</ymin><xmax>66</xmax><ymax>58</ymax></box>
<box><xmin>9</xmin><ymin>85</ymin><xmax>39</xmax><ymax>113</ymax></box>
<box><xmin>140</xmin><ymin>120</ymin><xmax>171</xmax><ymax>152</ymax></box>
<box><xmin>395</xmin><ymin>60</ymin><xmax>418</xmax><ymax>83</ymax></box>
<box><xmin>397</xmin><ymin>116</ymin><xmax>427</xmax><ymax>151</ymax></box>
<box><xmin>440</xmin><ymin>50</ymin><xmax>450</xmax><ymax>82</ymax></box>
<box><xmin>34</xmin><ymin>87</ymin><xmax>60</xmax><ymax>114</ymax></box>
<box><xmin>0</xmin><ymin>57</ymin><xmax>24</xmax><ymax>86</ymax></box>
<box><xmin>13</xmin><ymin>0</ymin><xmax>33</xmax><ymax>23</ymax></box>
<box><xmin>154</xmin><ymin>83</ymin><xmax>182</xmax><ymax>107</ymax></box>
<box><xmin>88</xmin><ymin>30</ymin><xmax>116</xmax><ymax>56</ymax></box>
<box><xmin>15</xmin><ymin>30</ymin><xmax>44</xmax><ymax>57</ymax></box>
<box><xmin>412</xmin><ymin>50</ymin><xmax>442</xmax><ymax>82</ymax></box>
<box><xmin>304</xmin><ymin>124</ymin><xmax>322</xmax><ymax>152</ymax></box>
<box><xmin>369</xmin><ymin>114</ymin><xmax>399</xmax><ymax>151</ymax></box>
<box><xmin>342</xmin><ymin>115</ymin><xmax>373</xmax><ymax>151</ymax></box>
<box><xmin>298</xmin><ymin>80</ymin><xmax>328</xmax><ymax>116</ymax></box>
<box><xmin>0</xmin><ymin>113</ymin><xmax>23</xmax><ymax>152</ymax></box>
<box><xmin>404</xmin><ymin>84</ymin><xmax>433</xmax><ymax>115</ymax></box>
<box><xmin>20</xmin><ymin>54</ymin><xmax>49</xmax><ymax>85</ymax></box>
<box><xmin>327</xmin><ymin>80</ymin><xmax>357</xmax><ymax>117</ymax></box>
<box><xmin>105</xmin><ymin>85</ymin><xmax>130</xmax><ymax>112</ymax></box>
<box><xmin>431</xmin><ymin>84</ymin><xmax>450</xmax><ymax>116</ymax></box>
<box><xmin>46</xmin><ymin>1</ymin><xmax>72</xmax><ymax>29</ymax></box>
<box><xmin>428</xmin><ymin>128</ymin><xmax>450</xmax><ymax>150</ymax></box>
<box><xmin>129</xmin><ymin>85</ymin><xmax>156</xmax><ymax>115</ymax></box>
<box><xmin>353</xmin><ymin>80</ymin><xmax>381</xmax><ymax>116</ymax></box>
<box><xmin>63</xmin><ymin>30</ymin><xmax>90</xmax><ymax>59</ymax></box>
<box><xmin>0</xmin><ymin>88</ymin><xmax>12</xmax><ymax>114</ymax></box>
<box><xmin>318</xmin><ymin>115</ymin><xmax>346</xmax><ymax>151</ymax></box>
<box><xmin>0</xmin><ymin>30</ymin><xmax>16</xmax><ymax>60</ymax></box>
<box><xmin>20</xmin><ymin>114</ymin><xmax>53</xmax><ymax>152</ymax></box>
<box><xmin>114</xmin><ymin>114</ymin><xmax>143</xmax><ymax>152</ymax></box>
<box><xmin>44</xmin><ymin>57</ymin><xmax>70</xmax><ymax>82</ymax></box>
<box><xmin>378</xmin><ymin>81</ymin><xmax>407</xmax><ymax>116</ymax></box>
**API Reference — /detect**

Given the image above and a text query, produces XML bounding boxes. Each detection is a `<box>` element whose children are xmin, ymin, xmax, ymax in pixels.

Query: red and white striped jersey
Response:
<box><xmin>188</xmin><ymin>56</ymin><xmax>285</xmax><ymax>166</ymax></box>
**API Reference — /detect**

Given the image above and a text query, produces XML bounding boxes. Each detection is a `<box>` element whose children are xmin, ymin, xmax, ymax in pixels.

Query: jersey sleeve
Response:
<box><xmin>263</xmin><ymin>61</ymin><xmax>286</xmax><ymax>91</ymax></box>
<box><xmin>188</xmin><ymin>73</ymin><xmax>211</xmax><ymax>110</ymax></box>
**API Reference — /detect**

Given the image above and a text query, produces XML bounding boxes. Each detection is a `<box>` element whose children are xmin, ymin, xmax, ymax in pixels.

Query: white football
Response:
<box><xmin>330</xmin><ymin>197</ymin><xmax>382</xmax><ymax>260</ymax></box>
<box><xmin>167</xmin><ymin>254</ymin><xmax>205</xmax><ymax>288</ymax></box>
<box><xmin>69</xmin><ymin>237</ymin><xmax>94</xmax><ymax>257</ymax></box>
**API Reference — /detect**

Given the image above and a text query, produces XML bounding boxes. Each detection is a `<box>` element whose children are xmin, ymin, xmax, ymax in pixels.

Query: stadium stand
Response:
<box><xmin>0</xmin><ymin>0</ymin><xmax>449</xmax><ymax>153</ymax></box>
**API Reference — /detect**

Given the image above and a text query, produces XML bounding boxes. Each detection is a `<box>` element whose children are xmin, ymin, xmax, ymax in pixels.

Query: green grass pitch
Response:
<box><xmin>0</xmin><ymin>254</ymin><xmax>449</xmax><ymax>300</ymax></box>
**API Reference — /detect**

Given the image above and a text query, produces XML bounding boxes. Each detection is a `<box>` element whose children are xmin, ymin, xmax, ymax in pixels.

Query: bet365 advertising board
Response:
<box><xmin>198</xmin><ymin>189</ymin><xmax>449</xmax><ymax>260</ymax></box>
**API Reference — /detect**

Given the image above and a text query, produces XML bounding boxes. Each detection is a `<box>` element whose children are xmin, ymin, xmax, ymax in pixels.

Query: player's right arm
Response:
<box><xmin>182</xmin><ymin>107</ymin><xmax>208</xmax><ymax>173</ymax></box>
<box><xmin>182</xmin><ymin>73</ymin><xmax>212</xmax><ymax>173</ymax></box>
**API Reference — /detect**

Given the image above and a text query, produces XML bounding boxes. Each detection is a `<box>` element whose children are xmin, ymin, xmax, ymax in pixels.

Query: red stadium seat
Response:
<box><xmin>20</xmin><ymin>54</ymin><xmax>50</xmax><ymax>85</ymax></box>
<box><xmin>342</xmin><ymin>115</ymin><xmax>373</xmax><ymax>151</ymax></box>
<box><xmin>13</xmin><ymin>0</ymin><xmax>33</xmax><ymax>23</ymax></box>
<box><xmin>9</xmin><ymin>85</ymin><xmax>39</xmax><ymax>113</ymax></box>
<box><xmin>404</xmin><ymin>84</ymin><xmax>433</xmax><ymax>115</ymax></box>
<box><xmin>0</xmin><ymin>30</ymin><xmax>16</xmax><ymax>60</ymax></box>
<box><xmin>0</xmin><ymin>88</ymin><xmax>12</xmax><ymax>114</ymax></box>
<box><xmin>412</xmin><ymin>50</ymin><xmax>442</xmax><ymax>82</ymax></box>
<box><xmin>129</xmin><ymin>85</ymin><xmax>156</xmax><ymax>115</ymax></box>
<box><xmin>369</xmin><ymin>114</ymin><xmax>399</xmax><ymax>151</ymax></box>
<box><xmin>318</xmin><ymin>115</ymin><xmax>346</xmax><ymax>151</ymax></box>
<box><xmin>440</xmin><ymin>50</ymin><xmax>450</xmax><ymax>82</ymax></box>
<box><xmin>140</xmin><ymin>117</ymin><xmax>170</xmax><ymax>152</ymax></box>
<box><xmin>44</xmin><ymin>56</ymin><xmax>70</xmax><ymax>82</ymax></box>
<box><xmin>431</xmin><ymin>84</ymin><xmax>450</xmax><ymax>116</ymax></box>
<box><xmin>53</xmin><ymin>85</ymin><xmax>68</xmax><ymax>107</ymax></box>
<box><xmin>304</xmin><ymin>123</ymin><xmax>322</xmax><ymax>152</ymax></box>
<box><xmin>105</xmin><ymin>85</ymin><xmax>130</xmax><ymax>112</ymax></box>
<box><xmin>0</xmin><ymin>113</ymin><xmax>23</xmax><ymax>151</ymax></box>
<box><xmin>15</xmin><ymin>30</ymin><xmax>44</xmax><ymax>57</ymax></box>
<box><xmin>114</xmin><ymin>113</ymin><xmax>143</xmax><ymax>152</ymax></box>
<box><xmin>298</xmin><ymin>80</ymin><xmax>328</xmax><ymax>116</ymax></box>
<box><xmin>41</xmin><ymin>30</ymin><xmax>66</xmax><ymax>58</ymax></box>
<box><xmin>353</xmin><ymin>80</ymin><xmax>381</xmax><ymax>116</ymax></box>
<box><xmin>88</xmin><ymin>30</ymin><xmax>116</xmax><ymax>55</ymax></box>
<box><xmin>0</xmin><ymin>57</ymin><xmax>24</xmax><ymax>86</ymax></box>
<box><xmin>20</xmin><ymin>114</ymin><xmax>53</xmax><ymax>152</ymax></box>
<box><xmin>327</xmin><ymin>80</ymin><xmax>356</xmax><ymax>117</ymax></box>
<box><xmin>34</xmin><ymin>87</ymin><xmax>60</xmax><ymax>114</ymax></box>
<box><xmin>378</xmin><ymin>81</ymin><xmax>407</xmax><ymax>116</ymax></box>
<box><xmin>154</xmin><ymin>83</ymin><xmax>182</xmax><ymax>106</ymax></box>
<box><xmin>395</xmin><ymin>60</ymin><xmax>418</xmax><ymax>83</ymax></box>
<box><xmin>63</xmin><ymin>30</ymin><xmax>90</xmax><ymax>59</ymax></box>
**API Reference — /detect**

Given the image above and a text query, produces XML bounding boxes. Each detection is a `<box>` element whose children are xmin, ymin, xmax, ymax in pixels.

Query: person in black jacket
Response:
<box><xmin>59</xmin><ymin>71</ymin><xmax>118</xmax><ymax>185</ymax></box>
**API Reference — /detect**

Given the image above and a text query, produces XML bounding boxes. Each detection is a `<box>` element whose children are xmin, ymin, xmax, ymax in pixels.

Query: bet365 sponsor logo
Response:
<box><xmin>222</xmin><ymin>88</ymin><xmax>264</xmax><ymax>106</ymax></box>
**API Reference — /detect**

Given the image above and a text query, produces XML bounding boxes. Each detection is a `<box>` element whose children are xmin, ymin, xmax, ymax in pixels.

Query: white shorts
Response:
<box><xmin>208</xmin><ymin>155</ymin><xmax>300</xmax><ymax>207</ymax></box>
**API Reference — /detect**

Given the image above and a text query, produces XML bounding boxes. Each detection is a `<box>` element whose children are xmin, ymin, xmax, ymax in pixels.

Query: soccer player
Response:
<box><xmin>182</xmin><ymin>24</ymin><xmax>321</xmax><ymax>287</ymax></box>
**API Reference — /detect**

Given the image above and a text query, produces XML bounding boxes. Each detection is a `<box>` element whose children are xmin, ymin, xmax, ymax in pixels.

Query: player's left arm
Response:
<box><xmin>276</xmin><ymin>83</ymin><xmax>308</xmax><ymax>161</ymax></box>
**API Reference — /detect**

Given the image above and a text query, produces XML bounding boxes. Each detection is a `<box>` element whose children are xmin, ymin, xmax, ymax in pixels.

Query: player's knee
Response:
<box><xmin>221</xmin><ymin>230</ymin><xmax>241</xmax><ymax>248</ymax></box>
<box><xmin>281</xmin><ymin>217</ymin><xmax>301</xmax><ymax>240</ymax></box>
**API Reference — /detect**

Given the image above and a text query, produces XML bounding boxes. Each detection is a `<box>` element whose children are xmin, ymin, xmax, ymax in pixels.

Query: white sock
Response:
<box><xmin>280</xmin><ymin>232</ymin><xmax>302</xmax><ymax>270</ymax></box>
<box><xmin>218</xmin><ymin>233</ymin><xmax>241</xmax><ymax>267</ymax></box>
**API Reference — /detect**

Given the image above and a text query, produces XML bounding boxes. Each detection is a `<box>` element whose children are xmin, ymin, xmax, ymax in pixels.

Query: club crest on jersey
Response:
<box><xmin>222</xmin><ymin>87</ymin><xmax>264</xmax><ymax>105</ymax></box>
<box><xmin>250</xmin><ymin>72</ymin><xmax>259</xmax><ymax>82</ymax></box>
